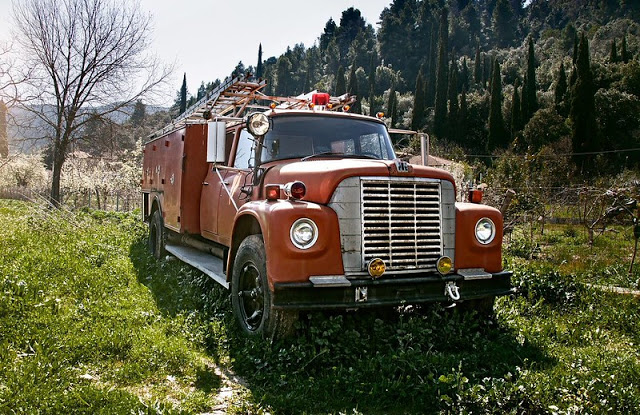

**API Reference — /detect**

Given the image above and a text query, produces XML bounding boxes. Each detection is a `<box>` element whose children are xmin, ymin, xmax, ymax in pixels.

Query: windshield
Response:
<box><xmin>259</xmin><ymin>115</ymin><xmax>396</xmax><ymax>163</ymax></box>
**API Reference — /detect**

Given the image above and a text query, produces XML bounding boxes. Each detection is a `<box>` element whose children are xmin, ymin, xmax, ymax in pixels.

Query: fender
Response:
<box><xmin>454</xmin><ymin>202</ymin><xmax>504</xmax><ymax>273</ymax></box>
<box><xmin>228</xmin><ymin>200</ymin><xmax>344</xmax><ymax>290</ymax></box>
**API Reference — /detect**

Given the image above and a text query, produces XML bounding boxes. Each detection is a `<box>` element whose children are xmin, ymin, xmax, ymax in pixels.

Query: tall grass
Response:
<box><xmin>1</xmin><ymin>199</ymin><xmax>639</xmax><ymax>414</ymax></box>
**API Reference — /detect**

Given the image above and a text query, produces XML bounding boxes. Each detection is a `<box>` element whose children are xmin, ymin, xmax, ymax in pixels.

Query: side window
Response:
<box><xmin>234</xmin><ymin>129</ymin><xmax>255</xmax><ymax>169</ymax></box>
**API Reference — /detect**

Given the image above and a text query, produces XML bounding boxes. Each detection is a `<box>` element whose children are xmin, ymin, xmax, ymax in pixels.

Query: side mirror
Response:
<box><xmin>206</xmin><ymin>121</ymin><xmax>226</xmax><ymax>163</ymax></box>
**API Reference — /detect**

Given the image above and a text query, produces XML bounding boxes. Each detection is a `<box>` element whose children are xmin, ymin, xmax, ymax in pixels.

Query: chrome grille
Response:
<box><xmin>361</xmin><ymin>179</ymin><xmax>442</xmax><ymax>271</ymax></box>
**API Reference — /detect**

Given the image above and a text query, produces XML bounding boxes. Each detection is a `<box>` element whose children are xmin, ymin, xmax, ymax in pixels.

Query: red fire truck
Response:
<box><xmin>141</xmin><ymin>76</ymin><xmax>513</xmax><ymax>337</ymax></box>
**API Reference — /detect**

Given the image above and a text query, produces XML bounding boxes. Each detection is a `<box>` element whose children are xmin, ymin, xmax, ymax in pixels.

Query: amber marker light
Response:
<box><xmin>269</xmin><ymin>102</ymin><xmax>277</xmax><ymax>109</ymax></box>
<box><xmin>368</xmin><ymin>258</ymin><xmax>386</xmax><ymax>278</ymax></box>
<box><xmin>436</xmin><ymin>256</ymin><xmax>453</xmax><ymax>275</ymax></box>
<box><xmin>468</xmin><ymin>189</ymin><xmax>483</xmax><ymax>203</ymax></box>
<box><xmin>343</xmin><ymin>105</ymin><xmax>350</xmax><ymax>112</ymax></box>
<box><xmin>265</xmin><ymin>184</ymin><xmax>280</xmax><ymax>201</ymax></box>
<box><xmin>376</xmin><ymin>112</ymin><xmax>385</xmax><ymax>119</ymax></box>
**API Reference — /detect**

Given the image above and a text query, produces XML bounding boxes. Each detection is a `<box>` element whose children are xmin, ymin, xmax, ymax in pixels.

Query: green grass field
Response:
<box><xmin>1</xmin><ymin>199</ymin><xmax>639</xmax><ymax>414</ymax></box>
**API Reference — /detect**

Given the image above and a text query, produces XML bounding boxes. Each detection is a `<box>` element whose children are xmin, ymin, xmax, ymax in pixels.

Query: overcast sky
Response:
<box><xmin>0</xmin><ymin>0</ymin><xmax>392</xmax><ymax>105</ymax></box>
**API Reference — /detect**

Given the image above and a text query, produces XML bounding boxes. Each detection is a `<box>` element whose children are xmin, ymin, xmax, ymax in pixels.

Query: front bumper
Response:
<box><xmin>272</xmin><ymin>271</ymin><xmax>513</xmax><ymax>310</ymax></box>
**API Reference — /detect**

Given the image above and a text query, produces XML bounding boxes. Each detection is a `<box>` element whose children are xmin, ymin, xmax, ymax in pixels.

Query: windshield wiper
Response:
<box><xmin>301</xmin><ymin>152</ymin><xmax>378</xmax><ymax>161</ymax></box>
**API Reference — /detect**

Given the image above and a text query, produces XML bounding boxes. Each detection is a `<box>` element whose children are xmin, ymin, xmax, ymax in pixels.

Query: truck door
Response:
<box><xmin>200</xmin><ymin>128</ymin><xmax>254</xmax><ymax>245</ymax></box>
<box><xmin>200</xmin><ymin>129</ymin><xmax>235</xmax><ymax>240</ymax></box>
<box><xmin>216</xmin><ymin>128</ymin><xmax>256</xmax><ymax>244</ymax></box>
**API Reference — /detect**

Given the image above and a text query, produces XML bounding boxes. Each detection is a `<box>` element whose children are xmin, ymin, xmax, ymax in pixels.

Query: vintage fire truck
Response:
<box><xmin>141</xmin><ymin>76</ymin><xmax>512</xmax><ymax>337</ymax></box>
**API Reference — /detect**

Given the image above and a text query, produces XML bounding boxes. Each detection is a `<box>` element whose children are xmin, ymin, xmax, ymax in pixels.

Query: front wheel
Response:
<box><xmin>231</xmin><ymin>235</ymin><xmax>297</xmax><ymax>339</ymax></box>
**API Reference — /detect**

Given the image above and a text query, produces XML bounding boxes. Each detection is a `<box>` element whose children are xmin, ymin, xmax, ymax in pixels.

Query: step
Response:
<box><xmin>165</xmin><ymin>244</ymin><xmax>229</xmax><ymax>289</ymax></box>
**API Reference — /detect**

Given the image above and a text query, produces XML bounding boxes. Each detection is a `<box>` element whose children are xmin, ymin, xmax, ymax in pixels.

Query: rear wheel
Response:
<box><xmin>231</xmin><ymin>235</ymin><xmax>297</xmax><ymax>339</ymax></box>
<box><xmin>148</xmin><ymin>210</ymin><xmax>166</xmax><ymax>259</ymax></box>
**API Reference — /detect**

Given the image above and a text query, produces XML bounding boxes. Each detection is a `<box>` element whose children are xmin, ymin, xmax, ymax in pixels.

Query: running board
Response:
<box><xmin>165</xmin><ymin>244</ymin><xmax>229</xmax><ymax>289</ymax></box>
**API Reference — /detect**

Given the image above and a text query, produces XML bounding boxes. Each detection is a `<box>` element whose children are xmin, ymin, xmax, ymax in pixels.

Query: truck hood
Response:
<box><xmin>261</xmin><ymin>159</ymin><xmax>456</xmax><ymax>205</ymax></box>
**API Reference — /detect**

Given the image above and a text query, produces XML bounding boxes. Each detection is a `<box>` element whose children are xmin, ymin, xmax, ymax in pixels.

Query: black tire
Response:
<box><xmin>148</xmin><ymin>210</ymin><xmax>166</xmax><ymax>260</ymax></box>
<box><xmin>231</xmin><ymin>235</ymin><xmax>297</xmax><ymax>339</ymax></box>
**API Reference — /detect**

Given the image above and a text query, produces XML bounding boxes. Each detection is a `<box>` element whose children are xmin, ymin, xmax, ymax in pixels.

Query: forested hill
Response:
<box><xmin>180</xmin><ymin>0</ymin><xmax>640</xmax><ymax>178</ymax></box>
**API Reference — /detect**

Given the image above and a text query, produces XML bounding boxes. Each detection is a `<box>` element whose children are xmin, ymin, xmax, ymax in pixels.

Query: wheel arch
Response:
<box><xmin>227</xmin><ymin>212</ymin><xmax>263</xmax><ymax>283</ymax></box>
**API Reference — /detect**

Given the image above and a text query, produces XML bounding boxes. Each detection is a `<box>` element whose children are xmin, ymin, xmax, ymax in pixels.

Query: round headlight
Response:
<box><xmin>290</xmin><ymin>218</ymin><xmax>318</xmax><ymax>249</ymax></box>
<box><xmin>475</xmin><ymin>218</ymin><xmax>496</xmax><ymax>245</ymax></box>
<box><xmin>247</xmin><ymin>112</ymin><xmax>270</xmax><ymax>136</ymax></box>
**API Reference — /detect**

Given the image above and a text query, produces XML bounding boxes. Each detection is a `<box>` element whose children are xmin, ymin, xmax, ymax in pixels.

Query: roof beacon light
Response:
<box><xmin>468</xmin><ymin>189</ymin><xmax>483</xmax><ymax>204</ymax></box>
<box><xmin>311</xmin><ymin>93</ymin><xmax>330</xmax><ymax>106</ymax></box>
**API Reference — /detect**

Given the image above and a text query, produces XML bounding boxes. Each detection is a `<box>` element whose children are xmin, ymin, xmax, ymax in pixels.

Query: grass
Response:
<box><xmin>0</xmin><ymin>199</ymin><xmax>639</xmax><ymax>413</ymax></box>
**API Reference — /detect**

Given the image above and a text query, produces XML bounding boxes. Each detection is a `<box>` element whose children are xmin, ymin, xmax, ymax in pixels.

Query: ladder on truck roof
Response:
<box><xmin>149</xmin><ymin>75</ymin><xmax>356</xmax><ymax>139</ymax></box>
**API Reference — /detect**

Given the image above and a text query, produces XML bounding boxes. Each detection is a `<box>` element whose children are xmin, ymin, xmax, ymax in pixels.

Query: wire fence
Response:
<box><xmin>0</xmin><ymin>187</ymin><xmax>141</xmax><ymax>212</ymax></box>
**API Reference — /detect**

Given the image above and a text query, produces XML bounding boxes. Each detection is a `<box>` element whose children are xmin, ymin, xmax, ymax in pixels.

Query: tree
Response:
<box><xmin>569</xmin><ymin>33</ymin><xmax>598</xmax><ymax>173</ymax></box>
<box><xmin>335</xmin><ymin>65</ymin><xmax>346</xmax><ymax>96</ymax></box>
<box><xmin>179</xmin><ymin>73</ymin><xmax>188</xmax><ymax>114</ymax></box>
<box><xmin>621</xmin><ymin>35</ymin><xmax>631</xmax><ymax>63</ymax></box>
<box><xmin>256</xmin><ymin>43</ymin><xmax>264</xmax><ymax>78</ymax></box>
<box><xmin>488</xmin><ymin>59</ymin><xmax>507</xmax><ymax>150</ymax></box>
<box><xmin>433</xmin><ymin>7</ymin><xmax>449</xmax><ymax>138</ymax></box>
<box><xmin>448</xmin><ymin>63</ymin><xmax>460</xmax><ymax>143</ymax></box>
<box><xmin>474</xmin><ymin>45</ymin><xmax>482</xmax><ymax>86</ymax></box>
<box><xmin>347</xmin><ymin>64</ymin><xmax>361</xmax><ymax>114</ymax></box>
<box><xmin>522</xmin><ymin>37</ymin><xmax>537</xmax><ymax>123</ymax></box>
<box><xmin>411</xmin><ymin>69</ymin><xmax>425</xmax><ymax>131</ymax></box>
<box><xmin>13</xmin><ymin>0</ymin><xmax>171</xmax><ymax>205</ymax></box>
<box><xmin>511</xmin><ymin>78</ymin><xmax>522</xmax><ymax>139</ymax></box>
<box><xmin>610</xmin><ymin>39</ymin><xmax>619</xmax><ymax>63</ymax></box>
<box><xmin>493</xmin><ymin>0</ymin><xmax>516</xmax><ymax>48</ymax></box>
<box><xmin>129</xmin><ymin>100</ymin><xmax>146</xmax><ymax>127</ymax></box>
<box><xmin>275</xmin><ymin>55</ymin><xmax>292</xmax><ymax>96</ymax></box>
<box><xmin>0</xmin><ymin>100</ymin><xmax>7</xmax><ymax>158</ymax></box>
<box><xmin>554</xmin><ymin>62</ymin><xmax>568</xmax><ymax>117</ymax></box>
<box><xmin>387</xmin><ymin>85</ymin><xmax>398</xmax><ymax>128</ymax></box>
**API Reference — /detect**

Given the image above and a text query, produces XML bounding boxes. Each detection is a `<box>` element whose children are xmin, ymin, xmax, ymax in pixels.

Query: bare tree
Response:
<box><xmin>12</xmin><ymin>0</ymin><xmax>172</xmax><ymax>205</ymax></box>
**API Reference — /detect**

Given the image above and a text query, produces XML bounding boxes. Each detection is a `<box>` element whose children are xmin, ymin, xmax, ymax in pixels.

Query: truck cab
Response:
<box><xmin>141</xmin><ymin>79</ymin><xmax>512</xmax><ymax>338</ymax></box>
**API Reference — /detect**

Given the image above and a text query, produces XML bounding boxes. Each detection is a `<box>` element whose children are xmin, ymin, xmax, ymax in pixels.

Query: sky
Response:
<box><xmin>0</xmin><ymin>0</ymin><xmax>392</xmax><ymax>105</ymax></box>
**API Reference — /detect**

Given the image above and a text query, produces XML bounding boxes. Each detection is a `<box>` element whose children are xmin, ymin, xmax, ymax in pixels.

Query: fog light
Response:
<box><xmin>368</xmin><ymin>258</ymin><xmax>386</xmax><ymax>278</ymax></box>
<box><xmin>436</xmin><ymin>256</ymin><xmax>453</xmax><ymax>275</ymax></box>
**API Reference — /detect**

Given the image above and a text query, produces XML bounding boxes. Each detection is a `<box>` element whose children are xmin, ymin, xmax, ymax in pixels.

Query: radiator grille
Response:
<box><xmin>361</xmin><ymin>180</ymin><xmax>442</xmax><ymax>271</ymax></box>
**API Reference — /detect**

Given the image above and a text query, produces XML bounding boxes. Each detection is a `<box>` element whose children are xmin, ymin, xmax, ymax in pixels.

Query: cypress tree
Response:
<box><xmin>572</xmin><ymin>33</ymin><xmax>579</xmax><ymax>65</ymax></box>
<box><xmin>474</xmin><ymin>44</ymin><xmax>482</xmax><ymax>85</ymax></box>
<box><xmin>256</xmin><ymin>43</ymin><xmax>264</xmax><ymax>78</ymax></box>
<box><xmin>433</xmin><ymin>7</ymin><xmax>449</xmax><ymax>138</ymax></box>
<box><xmin>412</xmin><ymin>70</ymin><xmax>426</xmax><ymax>131</ymax></box>
<box><xmin>488</xmin><ymin>59</ymin><xmax>506</xmax><ymax>150</ymax></box>
<box><xmin>368</xmin><ymin>55</ymin><xmax>376</xmax><ymax>114</ymax></box>
<box><xmin>511</xmin><ymin>78</ymin><xmax>522</xmax><ymax>139</ymax></box>
<box><xmin>621</xmin><ymin>35</ymin><xmax>630</xmax><ymax>63</ymax></box>
<box><xmin>0</xmin><ymin>100</ymin><xmax>7</xmax><ymax>158</ymax></box>
<box><xmin>459</xmin><ymin>88</ymin><xmax>468</xmax><ymax>144</ymax></box>
<box><xmin>447</xmin><ymin>63</ymin><xmax>459</xmax><ymax>143</ymax></box>
<box><xmin>347</xmin><ymin>64</ymin><xmax>361</xmax><ymax>114</ymax></box>
<box><xmin>426</xmin><ymin>22</ymin><xmax>438</xmax><ymax>107</ymax></box>
<box><xmin>460</xmin><ymin>57</ymin><xmax>469</xmax><ymax>93</ymax></box>
<box><xmin>523</xmin><ymin>37</ymin><xmax>537</xmax><ymax>123</ymax></box>
<box><xmin>387</xmin><ymin>85</ymin><xmax>398</xmax><ymax>128</ymax></box>
<box><xmin>335</xmin><ymin>65</ymin><xmax>346</xmax><ymax>96</ymax></box>
<box><xmin>569</xmin><ymin>33</ymin><xmax>598</xmax><ymax>172</ymax></box>
<box><xmin>179</xmin><ymin>73</ymin><xmax>187</xmax><ymax>114</ymax></box>
<box><xmin>609</xmin><ymin>39</ymin><xmax>618</xmax><ymax>63</ymax></box>
<box><xmin>554</xmin><ymin>61</ymin><xmax>568</xmax><ymax>116</ymax></box>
